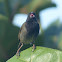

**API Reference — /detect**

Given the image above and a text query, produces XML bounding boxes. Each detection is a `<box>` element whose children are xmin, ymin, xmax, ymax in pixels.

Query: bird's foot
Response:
<box><xmin>32</xmin><ymin>44</ymin><xmax>36</xmax><ymax>52</ymax></box>
<box><xmin>16</xmin><ymin>51</ymin><xmax>20</xmax><ymax>58</ymax></box>
<box><xmin>32</xmin><ymin>48</ymin><xmax>36</xmax><ymax>52</ymax></box>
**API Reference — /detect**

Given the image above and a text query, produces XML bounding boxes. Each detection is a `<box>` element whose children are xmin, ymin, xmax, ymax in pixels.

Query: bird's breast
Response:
<box><xmin>25</xmin><ymin>22</ymin><xmax>39</xmax><ymax>37</ymax></box>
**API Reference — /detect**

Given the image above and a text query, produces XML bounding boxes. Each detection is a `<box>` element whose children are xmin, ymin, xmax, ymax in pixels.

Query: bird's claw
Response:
<box><xmin>16</xmin><ymin>51</ymin><xmax>20</xmax><ymax>58</ymax></box>
<box><xmin>32</xmin><ymin>46</ymin><xmax>36</xmax><ymax>52</ymax></box>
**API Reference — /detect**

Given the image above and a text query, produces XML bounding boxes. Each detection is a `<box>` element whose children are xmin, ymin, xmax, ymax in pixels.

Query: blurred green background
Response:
<box><xmin>0</xmin><ymin>0</ymin><xmax>62</xmax><ymax>62</ymax></box>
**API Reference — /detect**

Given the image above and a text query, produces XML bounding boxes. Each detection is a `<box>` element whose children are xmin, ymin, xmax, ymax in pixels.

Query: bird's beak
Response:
<box><xmin>30</xmin><ymin>14</ymin><xmax>35</xmax><ymax>18</ymax></box>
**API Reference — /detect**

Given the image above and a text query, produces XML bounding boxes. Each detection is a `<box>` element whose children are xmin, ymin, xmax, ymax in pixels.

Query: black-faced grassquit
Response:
<box><xmin>16</xmin><ymin>12</ymin><xmax>39</xmax><ymax>56</ymax></box>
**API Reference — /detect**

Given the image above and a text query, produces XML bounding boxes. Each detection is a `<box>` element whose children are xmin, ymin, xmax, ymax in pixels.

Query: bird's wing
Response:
<box><xmin>18</xmin><ymin>22</ymin><xmax>26</xmax><ymax>41</ymax></box>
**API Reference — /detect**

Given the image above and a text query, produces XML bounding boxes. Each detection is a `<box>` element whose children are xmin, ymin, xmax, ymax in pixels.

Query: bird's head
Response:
<box><xmin>27</xmin><ymin>12</ymin><xmax>37</xmax><ymax>22</ymax></box>
<box><xmin>29</xmin><ymin>12</ymin><xmax>36</xmax><ymax>18</ymax></box>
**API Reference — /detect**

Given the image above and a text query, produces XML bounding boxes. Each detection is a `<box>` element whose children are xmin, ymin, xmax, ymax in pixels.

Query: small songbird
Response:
<box><xmin>16</xmin><ymin>12</ymin><xmax>39</xmax><ymax>56</ymax></box>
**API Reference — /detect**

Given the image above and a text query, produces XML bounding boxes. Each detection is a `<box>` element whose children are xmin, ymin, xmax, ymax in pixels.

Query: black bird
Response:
<box><xmin>16</xmin><ymin>12</ymin><xmax>39</xmax><ymax>56</ymax></box>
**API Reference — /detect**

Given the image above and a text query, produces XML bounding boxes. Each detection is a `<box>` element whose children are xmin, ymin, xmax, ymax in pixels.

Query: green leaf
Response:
<box><xmin>0</xmin><ymin>14</ymin><xmax>8</xmax><ymax>20</ymax></box>
<box><xmin>0</xmin><ymin>18</ymin><xmax>19</xmax><ymax>62</ymax></box>
<box><xmin>7</xmin><ymin>46</ymin><xmax>62</xmax><ymax>62</ymax></box>
<box><xmin>19</xmin><ymin>0</ymin><xmax>56</xmax><ymax>13</ymax></box>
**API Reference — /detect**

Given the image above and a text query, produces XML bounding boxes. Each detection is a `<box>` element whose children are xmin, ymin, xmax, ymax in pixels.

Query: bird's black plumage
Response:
<box><xmin>16</xmin><ymin>12</ymin><xmax>39</xmax><ymax>56</ymax></box>
<box><xmin>18</xmin><ymin>12</ymin><xmax>39</xmax><ymax>44</ymax></box>
<box><xmin>25</xmin><ymin>18</ymin><xmax>39</xmax><ymax>42</ymax></box>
